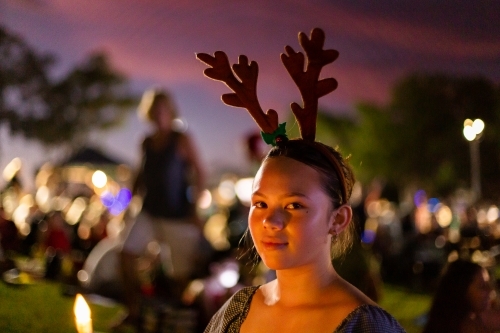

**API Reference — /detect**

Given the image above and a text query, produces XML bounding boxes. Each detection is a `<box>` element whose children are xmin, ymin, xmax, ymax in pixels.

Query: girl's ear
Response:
<box><xmin>329</xmin><ymin>204</ymin><xmax>352</xmax><ymax>235</ymax></box>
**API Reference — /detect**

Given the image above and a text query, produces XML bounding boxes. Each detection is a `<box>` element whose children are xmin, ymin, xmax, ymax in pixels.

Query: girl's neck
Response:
<box><xmin>266</xmin><ymin>264</ymin><xmax>339</xmax><ymax>306</ymax></box>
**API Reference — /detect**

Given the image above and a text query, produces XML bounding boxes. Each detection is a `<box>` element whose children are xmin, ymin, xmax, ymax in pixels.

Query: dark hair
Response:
<box><xmin>265</xmin><ymin>138</ymin><xmax>356</xmax><ymax>259</ymax></box>
<box><xmin>423</xmin><ymin>259</ymin><xmax>483</xmax><ymax>333</ymax></box>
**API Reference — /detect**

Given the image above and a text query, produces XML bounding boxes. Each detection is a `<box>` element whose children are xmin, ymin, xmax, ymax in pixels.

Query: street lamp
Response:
<box><xmin>463</xmin><ymin>118</ymin><xmax>484</xmax><ymax>199</ymax></box>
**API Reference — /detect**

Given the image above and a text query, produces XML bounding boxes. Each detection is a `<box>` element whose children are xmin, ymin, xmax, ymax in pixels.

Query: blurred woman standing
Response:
<box><xmin>423</xmin><ymin>259</ymin><xmax>500</xmax><ymax>333</ymax></box>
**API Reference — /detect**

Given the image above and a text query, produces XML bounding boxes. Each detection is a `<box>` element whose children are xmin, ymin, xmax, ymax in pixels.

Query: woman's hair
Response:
<box><xmin>137</xmin><ymin>89</ymin><xmax>178</xmax><ymax>121</ymax></box>
<box><xmin>265</xmin><ymin>138</ymin><xmax>356</xmax><ymax>259</ymax></box>
<box><xmin>423</xmin><ymin>259</ymin><xmax>483</xmax><ymax>333</ymax></box>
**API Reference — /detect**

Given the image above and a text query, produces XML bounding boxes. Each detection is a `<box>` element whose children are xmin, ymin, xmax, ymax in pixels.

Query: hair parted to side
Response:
<box><xmin>137</xmin><ymin>89</ymin><xmax>178</xmax><ymax>121</ymax></box>
<box><xmin>266</xmin><ymin>139</ymin><xmax>356</xmax><ymax>259</ymax></box>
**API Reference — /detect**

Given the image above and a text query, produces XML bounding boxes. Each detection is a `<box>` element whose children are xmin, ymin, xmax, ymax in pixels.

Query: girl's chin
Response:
<box><xmin>259</xmin><ymin>257</ymin><xmax>292</xmax><ymax>271</ymax></box>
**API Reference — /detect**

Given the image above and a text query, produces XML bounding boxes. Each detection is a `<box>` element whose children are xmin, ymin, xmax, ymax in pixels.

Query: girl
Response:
<box><xmin>197</xmin><ymin>27</ymin><xmax>405</xmax><ymax>333</ymax></box>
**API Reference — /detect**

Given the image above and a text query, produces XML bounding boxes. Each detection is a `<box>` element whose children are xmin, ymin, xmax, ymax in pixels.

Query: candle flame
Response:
<box><xmin>74</xmin><ymin>294</ymin><xmax>91</xmax><ymax>320</ymax></box>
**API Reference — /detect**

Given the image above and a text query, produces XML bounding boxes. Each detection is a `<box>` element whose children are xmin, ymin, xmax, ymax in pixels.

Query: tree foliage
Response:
<box><xmin>0</xmin><ymin>25</ymin><xmax>137</xmax><ymax>148</ymax></box>
<box><xmin>353</xmin><ymin>74</ymin><xmax>500</xmax><ymax>199</ymax></box>
<box><xmin>292</xmin><ymin>73</ymin><xmax>500</xmax><ymax>200</ymax></box>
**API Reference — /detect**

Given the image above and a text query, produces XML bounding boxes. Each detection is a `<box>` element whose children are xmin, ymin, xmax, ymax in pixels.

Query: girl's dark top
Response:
<box><xmin>204</xmin><ymin>286</ymin><xmax>406</xmax><ymax>333</ymax></box>
<box><xmin>141</xmin><ymin>131</ymin><xmax>192</xmax><ymax>219</ymax></box>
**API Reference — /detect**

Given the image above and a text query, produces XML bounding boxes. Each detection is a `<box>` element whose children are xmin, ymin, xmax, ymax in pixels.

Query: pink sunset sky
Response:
<box><xmin>1</xmin><ymin>0</ymin><xmax>499</xmax><ymax>188</ymax></box>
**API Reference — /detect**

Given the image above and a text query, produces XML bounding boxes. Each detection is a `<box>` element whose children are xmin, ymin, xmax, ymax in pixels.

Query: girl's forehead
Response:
<box><xmin>253</xmin><ymin>157</ymin><xmax>322</xmax><ymax>191</ymax></box>
<box><xmin>258</xmin><ymin>157</ymin><xmax>317</xmax><ymax>177</ymax></box>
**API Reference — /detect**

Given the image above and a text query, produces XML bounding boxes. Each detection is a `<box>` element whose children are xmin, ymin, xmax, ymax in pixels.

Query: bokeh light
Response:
<box><xmin>172</xmin><ymin>118</ymin><xmax>188</xmax><ymax>132</ymax></box>
<box><xmin>217</xmin><ymin>179</ymin><xmax>236</xmax><ymax>204</ymax></box>
<box><xmin>197</xmin><ymin>189</ymin><xmax>212</xmax><ymax>210</ymax></box>
<box><xmin>66</xmin><ymin>197</ymin><xmax>88</xmax><ymax>225</ymax></box>
<box><xmin>234</xmin><ymin>177</ymin><xmax>253</xmax><ymax>207</ymax></box>
<box><xmin>92</xmin><ymin>170</ymin><xmax>107</xmax><ymax>188</ymax></box>
<box><xmin>203</xmin><ymin>213</ymin><xmax>230</xmax><ymax>250</ymax></box>
<box><xmin>472</xmin><ymin>119</ymin><xmax>485</xmax><ymax>135</ymax></box>
<box><xmin>435</xmin><ymin>204</ymin><xmax>452</xmax><ymax>227</ymax></box>
<box><xmin>427</xmin><ymin>198</ymin><xmax>440</xmax><ymax>213</ymax></box>
<box><xmin>218</xmin><ymin>268</ymin><xmax>239</xmax><ymax>289</ymax></box>
<box><xmin>35</xmin><ymin>186</ymin><xmax>51</xmax><ymax>212</ymax></box>
<box><xmin>100</xmin><ymin>188</ymin><xmax>132</xmax><ymax>215</ymax></box>
<box><xmin>463</xmin><ymin>118</ymin><xmax>485</xmax><ymax>141</ymax></box>
<box><xmin>2</xmin><ymin>157</ymin><xmax>22</xmax><ymax>181</ymax></box>
<box><xmin>413</xmin><ymin>189</ymin><xmax>427</xmax><ymax>207</ymax></box>
<box><xmin>487</xmin><ymin>206</ymin><xmax>499</xmax><ymax>223</ymax></box>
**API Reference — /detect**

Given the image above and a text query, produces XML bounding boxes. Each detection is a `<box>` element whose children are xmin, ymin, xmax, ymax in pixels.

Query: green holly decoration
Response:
<box><xmin>261</xmin><ymin>122</ymin><xmax>288</xmax><ymax>146</ymax></box>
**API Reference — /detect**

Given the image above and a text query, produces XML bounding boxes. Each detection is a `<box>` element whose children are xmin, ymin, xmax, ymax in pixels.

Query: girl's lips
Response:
<box><xmin>261</xmin><ymin>241</ymin><xmax>288</xmax><ymax>250</ymax></box>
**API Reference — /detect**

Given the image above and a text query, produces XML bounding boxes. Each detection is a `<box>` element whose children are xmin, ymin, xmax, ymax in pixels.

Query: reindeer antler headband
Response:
<box><xmin>197</xmin><ymin>28</ymin><xmax>349</xmax><ymax>202</ymax></box>
<box><xmin>196</xmin><ymin>27</ymin><xmax>338</xmax><ymax>143</ymax></box>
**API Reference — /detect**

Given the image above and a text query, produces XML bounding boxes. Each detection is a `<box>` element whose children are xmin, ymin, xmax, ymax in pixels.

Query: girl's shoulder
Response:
<box><xmin>204</xmin><ymin>286</ymin><xmax>259</xmax><ymax>333</ymax></box>
<box><xmin>225</xmin><ymin>285</ymin><xmax>260</xmax><ymax>312</ymax></box>
<box><xmin>334</xmin><ymin>304</ymin><xmax>406</xmax><ymax>333</ymax></box>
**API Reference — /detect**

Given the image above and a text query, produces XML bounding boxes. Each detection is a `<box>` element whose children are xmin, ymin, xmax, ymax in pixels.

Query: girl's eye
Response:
<box><xmin>286</xmin><ymin>203</ymin><xmax>303</xmax><ymax>209</ymax></box>
<box><xmin>253</xmin><ymin>201</ymin><xmax>267</xmax><ymax>208</ymax></box>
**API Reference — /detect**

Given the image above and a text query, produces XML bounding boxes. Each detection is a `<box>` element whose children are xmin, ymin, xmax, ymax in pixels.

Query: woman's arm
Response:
<box><xmin>180</xmin><ymin>132</ymin><xmax>206</xmax><ymax>203</ymax></box>
<box><xmin>178</xmin><ymin>132</ymin><xmax>206</xmax><ymax>228</ymax></box>
<box><xmin>131</xmin><ymin>138</ymin><xmax>149</xmax><ymax>197</ymax></box>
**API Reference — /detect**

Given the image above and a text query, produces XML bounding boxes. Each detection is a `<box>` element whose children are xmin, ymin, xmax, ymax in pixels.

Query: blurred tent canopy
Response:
<box><xmin>60</xmin><ymin>146</ymin><xmax>124</xmax><ymax>167</ymax></box>
<box><xmin>54</xmin><ymin>146</ymin><xmax>133</xmax><ymax>189</ymax></box>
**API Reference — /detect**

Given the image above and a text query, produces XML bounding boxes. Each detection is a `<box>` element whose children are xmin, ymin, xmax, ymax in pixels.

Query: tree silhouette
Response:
<box><xmin>0</xmin><ymin>25</ymin><xmax>137</xmax><ymax>151</ymax></box>
<box><xmin>376</xmin><ymin>74</ymin><xmax>499</xmax><ymax>199</ymax></box>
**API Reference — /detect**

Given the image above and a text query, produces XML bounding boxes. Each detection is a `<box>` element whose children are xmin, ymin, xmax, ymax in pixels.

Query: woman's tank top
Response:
<box><xmin>141</xmin><ymin>131</ymin><xmax>192</xmax><ymax>219</ymax></box>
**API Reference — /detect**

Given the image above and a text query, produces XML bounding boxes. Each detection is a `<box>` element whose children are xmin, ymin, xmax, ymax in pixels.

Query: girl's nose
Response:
<box><xmin>263</xmin><ymin>209</ymin><xmax>285</xmax><ymax>230</ymax></box>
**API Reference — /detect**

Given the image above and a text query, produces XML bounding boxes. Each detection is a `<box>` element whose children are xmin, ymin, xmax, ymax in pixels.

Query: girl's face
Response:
<box><xmin>249</xmin><ymin>156</ymin><xmax>335</xmax><ymax>271</ymax></box>
<box><xmin>150</xmin><ymin>100</ymin><xmax>173</xmax><ymax>131</ymax></box>
<box><xmin>467</xmin><ymin>268</ymin><xmax>493</xmax><ymax>313</ymax></box>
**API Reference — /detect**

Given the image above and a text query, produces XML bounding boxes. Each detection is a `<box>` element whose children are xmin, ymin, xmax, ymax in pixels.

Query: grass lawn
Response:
<box><xmin>0</xmin><ymin>279</ymin><xmax>124</xmax><ymax>333</ymax></box>
<box><xmin>379</xmin><ymin>285</ymin><xmax>431</xmax><ymax>333</ymax></box>
<box><xmin>0</xmin><ymin>278</ymin><xmax>430</xmax><ymax>332</ymax></box>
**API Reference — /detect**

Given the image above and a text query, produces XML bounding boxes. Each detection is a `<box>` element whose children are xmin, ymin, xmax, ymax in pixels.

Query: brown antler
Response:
<box><xmin>281</xmin><ymin>28</ymin><xmax>339</xmax><ymax>141</ymax></box>
<box><xmin>196</xmin><ymin>51</ymin><xmax>279</xmax><ymax>134</ymax></box>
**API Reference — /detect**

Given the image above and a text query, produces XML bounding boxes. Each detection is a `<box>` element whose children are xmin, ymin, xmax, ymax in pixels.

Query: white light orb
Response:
<box><xmin>472</xmin><ymin>119</ymin><xmax>484</xmax><ymax>135</ymax></box>
<box><xmin>92</xmin><ymin>170</ymin><xmax>107</xmax><ymax>188</ymax></box>
<box><xmin>463</xmin><ymin>125</ymin><xmax>476</xmax><ymax>141</ymax></box>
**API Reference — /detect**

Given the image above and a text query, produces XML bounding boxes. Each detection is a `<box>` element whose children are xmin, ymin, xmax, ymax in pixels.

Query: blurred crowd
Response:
<box><xmin>1</xmin><ymin>153</ymin><xmax>500</xmax><ymax>331</ymax></box>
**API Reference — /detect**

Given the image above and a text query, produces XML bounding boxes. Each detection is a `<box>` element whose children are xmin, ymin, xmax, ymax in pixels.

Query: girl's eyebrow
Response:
<box><xmin>252</xmin><ymin>191</ymin><xmax>309</xmax><ymax>199</ymax></box>
<box><xmin>287</xmin><ymin>192</ymin><xmax>309</xmax><ymax>198</ymax></box>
